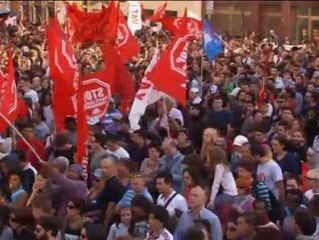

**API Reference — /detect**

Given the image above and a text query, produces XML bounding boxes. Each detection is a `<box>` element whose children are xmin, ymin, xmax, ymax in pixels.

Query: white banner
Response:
<box><xmin>127</xmin><ymin>1</ymin><xmax>142</xmax><ymax>35</ymax></box>
<box><xmin>129</xmin><ymin>49</ymin><xmax>163</xmax><ymax>130</ymax></box>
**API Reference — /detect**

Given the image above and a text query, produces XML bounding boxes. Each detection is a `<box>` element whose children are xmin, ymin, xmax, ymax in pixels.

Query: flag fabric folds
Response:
<box><xmin>117</xmin><ymin>10</ymin><xmax>140</xmax><ymax>63</ymax></box>
<box><xmin>147</xmin><ymin>17</ymin><xmax>195</xmax><ymax>106</ymax></box>
<box><xmin>127</xmin><ymin>1</ymin><xmax>142</xmax><ymax>35</ymax></box>
<box><xmin>129</xmin><ymin>49</ymin><xmax>163</xmax><ymax>130</ymax></box>
<box><xmin>203</xmin><ymin>19</ymin><xmax>223</xmax><ymax>62</ymax></box>
<box><xmin>0</xmin><ymin>49</ymin><xmax>18</xmax><ymax>132</ymax></box>
<box><xmin>65</xmin><ymin>0</ymin><xmax>118</xmax><ymax>45</ymax></box>
<box><xmin>149</xmin><ymin>2</ymin><xmax>167</xmax><ymax>22</ymax></box>
<box><xmin>47</xmin><ymin>18</ymin><xmax>77</xmax><ymax>132</ymax></box>
<box><xmin>159</xmin><ymin>16</ymin><xmax>203</xmax><ymax>37</ymax></box>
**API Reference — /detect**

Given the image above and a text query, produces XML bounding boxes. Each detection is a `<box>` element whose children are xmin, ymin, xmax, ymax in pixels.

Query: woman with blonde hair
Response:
<box><xmin>205</xmin><ymin>146</ymin><xmax>238</xmax><ymax>209</ymax></box>
<box><xmin>200</xmin><ymin>128</ymin><xmax>218</xmax><ymax>159</ymax></box>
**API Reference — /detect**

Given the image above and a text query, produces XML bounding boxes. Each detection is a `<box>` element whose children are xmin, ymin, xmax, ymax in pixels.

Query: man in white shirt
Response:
<box><xmin>159</xmin><ymin>97</ymin><xmax>184</xmax><ymax>129</ymax></box>
<box><xmin>105</xmin><ymin>134</ymin><xmax>130</xmax><ymax>160</ymax></box>
<box><xmin>17</xmin><ymin>78</ymin><xmax>39</xmax><ymax>109</ymax></box>
<box><xmin>156</xmin><ymin>171</ymin><xmax>188</xmax><ymax>217</ymax></box>
<box><xmin>146</xmin><ymin>205</ymin><xmax>173</xmax><ymax>240</ymax></box>
<box><xmin>304</xmin><ymin>168</ymin><xmax>319</xmax><ymax>201</ymax></box>
<box><xmin>251</xmin><ymin>143</ymin><xmax>285</xmax><ymax>204</ymax></box>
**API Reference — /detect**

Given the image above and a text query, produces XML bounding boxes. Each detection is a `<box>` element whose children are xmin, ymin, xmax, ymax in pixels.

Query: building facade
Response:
<box><xmin>205</xmin><ymin>1</ymin><xmax>319</xmax><ymax>42</ymax></box>
<box><xmin>4</xmin><ymin>1</ymin><xmax>202</xmax><ymax>23</ymax></box>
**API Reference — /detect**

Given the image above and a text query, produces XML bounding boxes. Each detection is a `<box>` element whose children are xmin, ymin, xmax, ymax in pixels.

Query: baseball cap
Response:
<box><xmin>87</xmin><ymin>117</ymin><xmax>100</xmax><ymax>126</ymax></box>
<box><xmin>233</xmin><ymin>135</ymin><xmax>249</xmax><ymax>147</ymax></box>
<box><xmin>69</xmin><ymin>163</ymin><xmax>84</xmax><ymax>175</ymax></box>
<box><xmin>210</xmin><ymin>84</ymin><xmax>218</xmax><ymax>94</ymax></box>
<box><xmin>230</xmin><ymin>87</ymin><xmax>241</xmax><ymax>97</ymax></box>
<box><xmin>192</xmin><ymin>96</ymin><xmax>202</xmax><ymax>105</ymax></box>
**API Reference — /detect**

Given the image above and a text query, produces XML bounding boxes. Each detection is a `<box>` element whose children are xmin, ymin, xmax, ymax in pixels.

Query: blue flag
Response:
<box><xmin>203</xmin><ymin>19</ymin><xmax>223</xmax><ymax>62</ymax></box>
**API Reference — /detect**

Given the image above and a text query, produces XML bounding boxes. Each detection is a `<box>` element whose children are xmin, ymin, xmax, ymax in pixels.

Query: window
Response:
<box><xmin>164</xmin><ymin>10</ymin><xmax>177</xmax><ymax>17</ymax></box>
<box><xmin>47</xmin><ymin>7</ymin><xmax>54</xmax><ymax>19</ymax></box>
<box><xmin>295</xmin><ymin>17</ymin><xmax>308</xmax><ymax>41</ymax></box>
<box><xmin>297</xmin><ymin>7</ymin><xmax>309</xmax><ymax>16</ymax></box>
<box><xmin>211</xmin><ymin>13</ymin><xmax>231</xmax><ymax>34</ymax></box>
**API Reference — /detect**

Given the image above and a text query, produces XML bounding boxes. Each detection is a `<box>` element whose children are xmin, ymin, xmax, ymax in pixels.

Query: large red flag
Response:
<box><xmin>66</xmin><ymin>0</ymin><xmax>118</xmax><ymax>45</ymax></box>
<box><xmin>0</xmin><ymin>49</ymin><xmax>18</xmax><ymax>132</ymax></box>
<box><xmin>149</xmin><ymin>2</ymin><xmax>167</xmax><ymax>22</ymax></box>
<box><xmin>76</xmin><ymin>80</ymin><xmax>89</xmax><ymax>175</ymax></box>
<box><xmin>159</xmin><ymin>16</ymin><xmax>203</xmax><ymax>37</ymax></box>
<box><xmin>147</xmin><ymin>17</ymin><xmax>195</xmax><ymax>106</ymax></box>
<box><xmin>117</xmin><ymin>10</ymin><xmax>140</xmax><ymax>62</ymax></box>
<box><xmin>47</xmin><ymin>18</ymin><xmax>77</xmax><ymax>132</ymax></box>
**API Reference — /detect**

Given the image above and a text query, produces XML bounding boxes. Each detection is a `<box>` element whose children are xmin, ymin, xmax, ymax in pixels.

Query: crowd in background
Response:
<box><xmin>0</xmin><ymin>14</ymin><xmax>318</xmax><ymax>240</ymax></box>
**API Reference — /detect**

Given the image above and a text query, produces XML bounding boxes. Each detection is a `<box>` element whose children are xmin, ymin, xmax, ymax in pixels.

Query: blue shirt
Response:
<box><xmin>160</xmin><ymin>152</ymin><xmax>184</xmax><ymax>194</ymax></box>
<box><xmin>117</xmin><ymin>188</ymin><xmax>153</xmax><ymax>207</ymax></box>
<box><xmin>174</xmin><ymin>208</ymin><xmax>223</xmax><ymax>240</ymax></box>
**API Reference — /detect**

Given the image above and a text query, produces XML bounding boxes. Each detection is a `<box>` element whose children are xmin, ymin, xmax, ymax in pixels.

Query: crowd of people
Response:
<box><xmin>0</xmin><ymin>10</ymin><xmax>318</xmax><ymax>240</ymax></box>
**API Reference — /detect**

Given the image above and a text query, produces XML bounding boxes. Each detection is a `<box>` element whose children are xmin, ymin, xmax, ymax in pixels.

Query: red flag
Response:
<box><xmin>149</xmin><ymin>2</ymin><xmax>167</xmax><ymax>22</ymax></box>
<box><xmin>47</xmin><ymin>18</ymin><xmax>78</xmax><ymax>132</ymax></box>
<box><xmin>66</xmin><ymin>1</ymin><xmax>118</xmax><ymax>45</ymax></box>
<box><xmin>0</xmin><ymin>49</ymin><xmax>18</xmax><ymax>132</ymax></box>
<box><xmin>76</xmin><ymin>80</ymin><xmax>89</xmax><ymax>176</ymax></box>
<box><xmin>102</xmin><ymin>43</ymin><xmax>135</xmax><ymax>114</ymax></box>
<box><xmin>80</xmin><ymin>66</ymin><xmax>116</xmax><ymax>120</ymax></box>
<box><xmin>117</xmin><ymin>10</ymin><xmax>140</xmax><ymax>62</ymax></box>
<box><xmin>159</xmin><ymin>16</ymin><xmax>203</xmax><ymax>37</ymax></box>
<box><xmin>147</xmin><ymin>17</ymin><xmax>195</xmax><ymax>106</ymax></box>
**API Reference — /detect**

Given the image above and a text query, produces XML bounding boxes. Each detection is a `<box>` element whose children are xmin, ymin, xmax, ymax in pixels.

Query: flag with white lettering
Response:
<box><xmin>127</xmin><ymin>1</ymin><xmax>142</xmax><ymax>35</ymax></box>
<box><xmin>129</xmin><ymin>49</ymin><xmax>163</xmax><ymax>130</ymax></box>
<box><xmin>147</xmin><ymin>16</ymin><xmax>195</xmax><ymax>106</ymax></box>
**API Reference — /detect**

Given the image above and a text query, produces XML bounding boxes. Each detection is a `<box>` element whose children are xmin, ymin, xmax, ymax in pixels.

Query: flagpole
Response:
<box><xmin>163</xmin><ymin>98</ymin><xmax>171</xmax><ymax>139</ymax></box>
<box><xmin>0</xmin><ymin>112</ymin><xmax>44</xmax><ymax>164</ymax></box>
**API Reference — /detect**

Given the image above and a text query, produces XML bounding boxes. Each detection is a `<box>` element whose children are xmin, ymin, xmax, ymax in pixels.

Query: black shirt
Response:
<box><xmin>96</xmin><ymin>176</ymin><xmax>125</xmax><ymax>211</ymax></box>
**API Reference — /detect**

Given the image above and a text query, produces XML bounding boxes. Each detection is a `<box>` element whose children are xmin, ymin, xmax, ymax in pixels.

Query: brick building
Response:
<box><xmin>205</xmin><ymin>1</ymin><xmax>319</xmax><ymax>42</ymax></box>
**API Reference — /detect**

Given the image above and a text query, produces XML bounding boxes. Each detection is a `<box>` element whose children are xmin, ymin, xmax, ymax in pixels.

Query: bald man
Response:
<box><xmin>160</xmin><ymin>138</ymin><xmax>184</xmax><ymax>193</ymax></box>
<box><xmin>174</xmin><ymin>186</ymin><xmax>223</xmax><ymax>240</ymax></box>
<box><xmin>97</xmin><ymin>155</ymin><xmax>126</xmax><ymax>229</ymax></box>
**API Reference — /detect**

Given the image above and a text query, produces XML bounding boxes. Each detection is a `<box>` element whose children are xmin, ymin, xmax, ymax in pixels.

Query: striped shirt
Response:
<box><xmin>117</xmin><ymin>188</ymin><xmax>153</xmax><ymax>207</ymax></box>
<box><xmin>146</xmin><ymin>228</ymin><xmax>173</xmax><ymax>240</ymax></box>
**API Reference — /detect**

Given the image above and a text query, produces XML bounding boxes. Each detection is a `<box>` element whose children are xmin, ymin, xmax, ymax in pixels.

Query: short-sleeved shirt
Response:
<box><xmin>97</xmin><ymin>176</ymin><xmax>126</xmax><ymax>211</ymax></box>
<box><xmin>257</xmin><ymin>160</ymin><xmax>283</xmax><ymax>199</ymax></box>
<box><xmin>146</xmin><ymin>228</ymin><xmax>174</xmax><ymax>240</ymax></box>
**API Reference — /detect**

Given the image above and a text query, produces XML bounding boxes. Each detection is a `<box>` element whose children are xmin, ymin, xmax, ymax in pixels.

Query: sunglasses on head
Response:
<box><xmin>35</xmin><ymin>227</ymin><xmax>42</xmax><ymax>233</ymax></box>
<box><xmin>10</xmin><ymin>217</ymin><xmax>17</xmax><ymax>222</ymax></box>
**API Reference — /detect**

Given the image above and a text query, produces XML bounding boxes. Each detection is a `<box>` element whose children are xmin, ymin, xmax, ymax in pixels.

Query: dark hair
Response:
<box><xmin>134</xmin><ymin>129</ymin><xmax>147</xmax><ymax>139</ymax></box>
<box><xmin>11</xmin><ymin>150</ymin><xmax>27</xmax><ymax>163</ymax></box>
<box><xmin>31</xmin><ymin>194</ymin><xmax>54</xmax><ymax>214</ymax></box>
<box><xmin>18</xmin><ymin>120</ymin><xmax>34</xmax><ymax>131</ymax></box>
<box><xmin>11</xmin><ymin>207</ymin><xmax>35</xmax><ymax>226</ymax></box>
<box><xmin>310</xmin><ymin>195</ymin><xmax>319</xmax><ymax>215</ymax></box>
<box><xmin>284</xmin><ymin>173</ymin><xmax>302</xmax><ymax>186</ymax></box>
<box><xmin>253</xmin><ymin>198</ymin><xmax>268</xmax><ymax>210</ymax></box>
<box><xmin>183</xmin><ymin>153</ymin><xmax>201</xmax><ymax>167</ymax></box>
<box><xmin>183</xmin><ymin>168</ymin><xmax>202</xmax><ymax>186</ymax></box>
<box><xmin>37</xmin><ymin>216</ymin><xmax>61</xmax><ymax>237</ymax></box>
<box><xmin>150</xmin><ymin>205</ymin><xmax>169</xmax><ymax>224</ymax></box>
<box><xmin>294</xmin><ymin>208</ymin><xmax>316</xmax><ymax>236</ymax></box>
<box><xmin>82</xmin><ymin>222</ymin><xmax>107</xmax><ymax>240</ymax></box>
<box><xmin>250</xmin><ymin>143</ymin><xmax>267</xmax><ymax>157</ymax></box>
<box><xmin>286</xmin><ymin>189</ymin><xmax>304</xmax><ymax>206</ymax></box>
<box><xmin>69</xmin><ymin>199</ymin><xmax>86</xmax><ymax>214</ymax></box>
<box><xmin>184</xmin><ymin>226</ymin><xmax>206</xmax><ymax>240</ymax></box>
<box><xmin>131</xmin><ymin>195</ymin><xmax>152</xmax><ymax>215</ymax></box>
<box><xmin>0</xmin><ymin>204</ymin><xmax>12</xmax><ymax>225</ymax></box>
<box><xmin>272</xmin><ymin>136</ymin><xmax>287</xmax><ymax>150</ymax></box>
<box><xmin>238</xmin><ymin>160</ymin><xmax>257</xmax><ymax>174</ymax></box>
<box><xmin>93</xmin><ymin>132</ymin><xmax>106</xmax><ymax>147</ymax></box>
<box><xmin>238</xmin><ymin>212</ymin><xmax>257</xmax><ymax>228</ymax></box>
<box><xmin>156</xmin><ymin>171</ymin><xmax>173</xmax><ymax>185</ymax></box>
<box><xmin>8</xmin><ymin>171</ymin><xmax>23</xmax><ymax>183</ymax></box>
<box><xmin>54</xmin><ymin>133</ymin><xmax>70</xmax><ymax>147</ymax></box>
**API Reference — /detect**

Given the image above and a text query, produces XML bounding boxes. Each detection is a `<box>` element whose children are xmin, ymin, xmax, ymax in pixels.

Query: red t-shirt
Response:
<box><xmin>15</xmin><ymin>138</ymin><xmax>47</xmax><ymax>171</ymax></box>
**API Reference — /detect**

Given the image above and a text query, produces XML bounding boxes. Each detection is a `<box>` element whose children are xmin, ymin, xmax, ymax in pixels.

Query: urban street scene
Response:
<box><xmin>0</xmin><ymin>1</ymin><xmax>317</xmax><ymax>239</ymax></box>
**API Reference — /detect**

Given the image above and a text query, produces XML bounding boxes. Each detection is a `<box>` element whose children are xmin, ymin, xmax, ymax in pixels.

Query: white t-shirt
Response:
<box><xmin>210</xmin><ymin>164</ymin><xmax>238</xmax><ymax>202</ymax></box>
<box><xmin>257</xmin><ymin>160</ymin><xmax>283</xmax><ymax>199</ymax></box>
<box><xmin>157</xmin><ymin>190</ymin><xmax>188</xmax><ymax>216</ymax></box>
<box><xmin>106</xmin><ymin>146</ymin><xmax>130</xmax><ymax>159</ymax></box>
<box><xmin>159</xmin><ymin>107</ymin><xmax>184</xmax><ymax>128</ymax></box>
<box><xmin>304</xmin><ymin>190</ymin><xmax>319</xmax><ymax>201</ymax></box>
<box><xmin>24</xmin><ymin>89</ymin><xmax>39</xmax><ymax>108</ymax></box>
